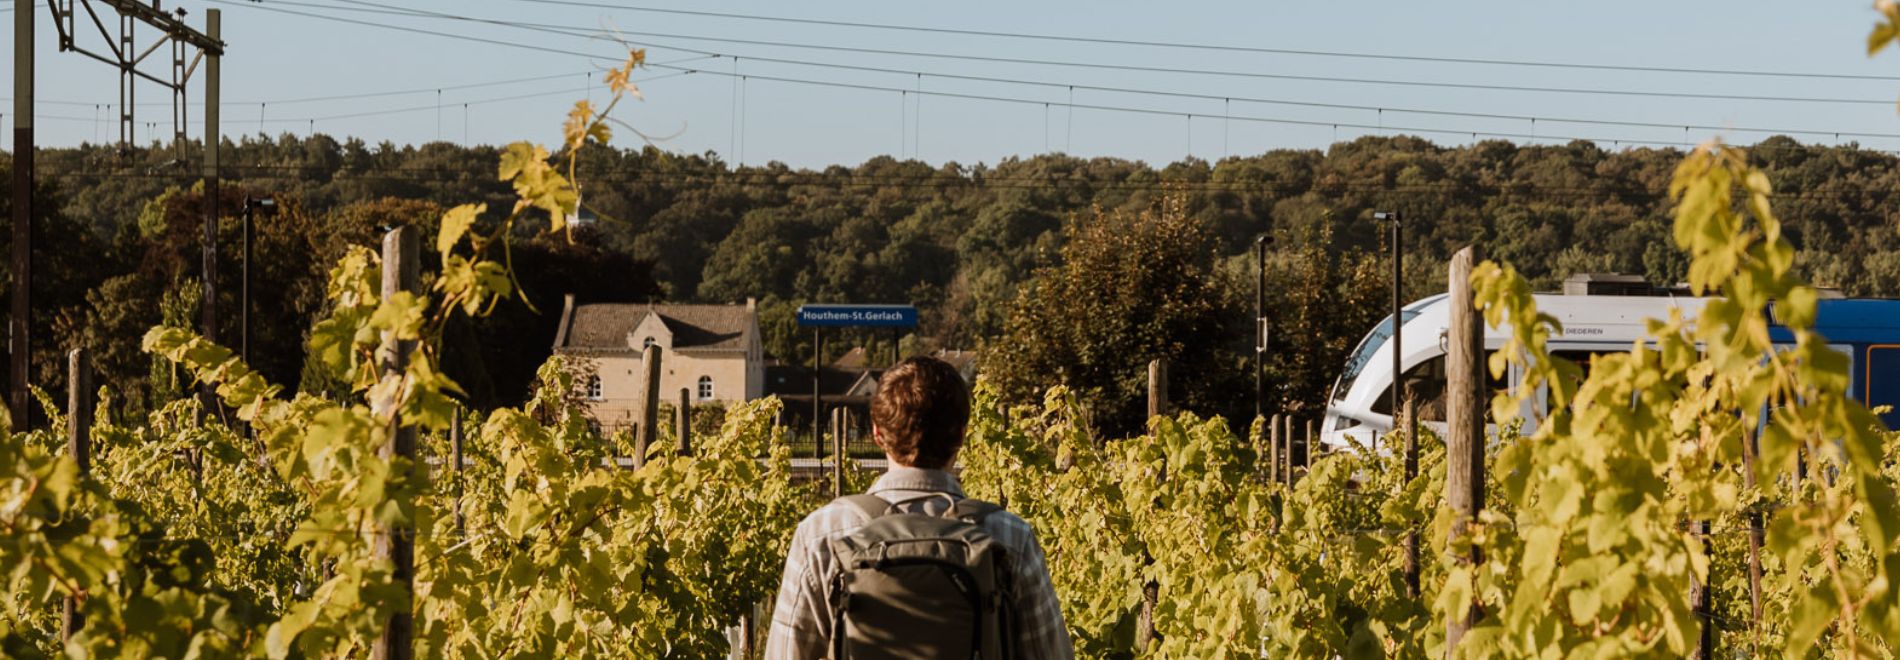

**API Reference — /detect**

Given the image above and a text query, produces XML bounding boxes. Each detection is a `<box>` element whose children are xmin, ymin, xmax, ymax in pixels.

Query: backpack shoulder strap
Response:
<box><xmin>946</xmin><ymin>497</ymin><xmax>1003</xmax><ymax>524</ymax></box>
<box><xmin>838</xmin><ymin>493</ymin><xmax>891</xmax><ymax>522</ymax></box>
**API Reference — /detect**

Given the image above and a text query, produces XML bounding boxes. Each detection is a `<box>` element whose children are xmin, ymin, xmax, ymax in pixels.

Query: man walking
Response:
<box><xmin>764</xmin><ymin>356</ymin><xmax>1073</xmax><ymax>659</ymax></box>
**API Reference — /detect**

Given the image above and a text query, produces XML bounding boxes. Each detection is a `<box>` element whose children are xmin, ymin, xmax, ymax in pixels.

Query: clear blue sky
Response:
<box><xmin>7</xmin><ymin>1</ymin><xmax>1900</xmax><ymax>169</ymax></box>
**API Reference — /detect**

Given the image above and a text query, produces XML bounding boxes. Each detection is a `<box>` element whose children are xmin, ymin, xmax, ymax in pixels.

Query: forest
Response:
<box><xmin>5</xmin><ymin>132</ymin><xmax>1900</xmax><ymax>423</ymax></box>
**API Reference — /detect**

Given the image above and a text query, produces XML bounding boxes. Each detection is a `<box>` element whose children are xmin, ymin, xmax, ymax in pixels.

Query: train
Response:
<box><xmin>1318</xmin><ymin>275</ymin><xmax>1900</xmax><ymax>451</ymax></box>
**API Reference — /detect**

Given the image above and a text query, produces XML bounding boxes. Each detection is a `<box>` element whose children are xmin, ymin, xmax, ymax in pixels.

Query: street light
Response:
<box><xmin>1373</xmin><ymin>211</ymin><xmax>1402</xmax><ymax>432</ymax></box>
<box><xmin>1253</xmin><ymin>234</ymin><xmax>1273</xmax><ymax>421</ymax></box>
<box><xmin>241</xmin><ymin>196</ymin><xmax>276</xmax><ymax>366</ymax></box>
<box><xmin>1377</xmin><ymin>209</ymin><xmax>1419</xmax><ymax>598</ymax></box>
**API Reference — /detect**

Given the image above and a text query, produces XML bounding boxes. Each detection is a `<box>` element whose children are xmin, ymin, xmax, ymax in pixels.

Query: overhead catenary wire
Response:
<box><xmin>189</xmin><ymin>1</ymin><xmax>1900</xmax><ymax>151</ymax></box>
<box><xmin>208</xmin><ymin>0</ymin><xmax>1900</xmax><ymax>145</ymax></box>
<box><xmin>168</xmin><ymin>71</ymin><xmax>691</xmax><ymax>126</ymax></box>
<box><xmin>499</xmin><ymin>0</ymin><xmax>1900</xmax><ymax>83</ymax></box>
<box><xmin>5</xmin><ymin>68</ymin><xmax>654</xmax><ymax>109</ymax></box>
<box><xmin>245</xmin><ymin>0</ymin><xmax>1900</xmax><ymax>108</ymax></box>
<box><xmin>649</xmin><ymin>66</ymin><xmax>1710</xmax><ymax>149</ymax></box>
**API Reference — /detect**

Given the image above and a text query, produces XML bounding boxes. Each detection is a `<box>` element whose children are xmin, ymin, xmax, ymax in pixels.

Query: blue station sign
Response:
<box><xmin>796</xmin><ymin>304</ymin><xmax>919</xmax><ymax>328</ymax></box>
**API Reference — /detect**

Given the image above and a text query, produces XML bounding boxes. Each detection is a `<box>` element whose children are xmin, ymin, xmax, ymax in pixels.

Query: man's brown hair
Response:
<box><xmin>870</xmin><ymin>356</ymin><xmax>971</xmax><ymax>469</ymax></box>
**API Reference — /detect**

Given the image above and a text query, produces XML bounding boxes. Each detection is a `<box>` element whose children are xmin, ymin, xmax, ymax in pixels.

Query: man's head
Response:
<box><xmin>870</xmin><ymin>356</ymin><xmax>971</xmax><ymax>469</ymax></box>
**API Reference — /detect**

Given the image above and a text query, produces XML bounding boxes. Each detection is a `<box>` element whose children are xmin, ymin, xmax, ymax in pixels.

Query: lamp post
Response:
<box><xmin>1377</xmin><ymin>209</ymin><xmax>1419</xmax><ymax>599</ymax></box>
<box><xmin>240</xmin><ymin>196</ymin><xmax>275</xmax><ymax>366</ymax></box>
<box><xmin>1253</xmin><ymin>235</ymin><xmax>1272</xmax><ymax>421</ymax></box>
<box><xmin>1373</xmin><ymin>211</ymin><xmax>1402</xmax><ymax>433</ymax></box>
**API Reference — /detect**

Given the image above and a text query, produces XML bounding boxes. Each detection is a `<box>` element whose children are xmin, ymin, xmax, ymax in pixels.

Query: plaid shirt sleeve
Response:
<box><xmin>763</xmin><ymin>506</ymin><xmax>841</xmax><ymax>660</ymax></box>
<box><xmin>989</xmin><ymin>512</ymin><xmax>1075</xmax><ymax>660</ymax></box>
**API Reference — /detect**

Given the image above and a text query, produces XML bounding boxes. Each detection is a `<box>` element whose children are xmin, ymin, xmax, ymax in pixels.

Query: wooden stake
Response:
<box><xmin>450</xmin><ymin>407</ymin><xmax>464</xmax><ymax>534</ymax></box>
<box><xmin>831</xmin><ymin>407</ymin><xmax>846</xmax><ymax>499</ymax></box>
<box><xmin>1147</xmin><ymin>359</ymin><xmax>1168</xmax><ymax>419</ymax></box>
<box><xmin>62</xmin><ymin>348</ymin><xmax>90</xmax><ymax>643</ymax></box>
<box><xmin>634</xmin><ymin>343</ymin><xmax>661</xmax><ymax>469</ymax></box>
<box><xmin>1136</xmin><ymin>357</ymin><xmax>1168</xmax><ymax>653</ymax></box>
<box><xmin>372</xmin><ymin>226</ymin><xmax>418</xmax><ymax>660</ymax></box>
<box><xmin>1303</xmin><ymin>418</ymin><xmax>1314</xmax><ymax>474</ymax></box>
<box><xmin>1742</xmin><ymin>415</ymin><xmax>1763</xmax><ymax>633</ymax></box>
<box><xmin>1444</xmin><ymin>246</ymin><xmax>1485</xmax><ymax>653</ymax></box>
<box><xmin>1403</xmin><ymin>396</ymin><xmax>1419</xmax><ymax>600</ymax></box>
<box><xmin>677</xmin><ymin>388</ymin><xmax>693</xmax><ymax>456</ymax></box>
<box><xmin>1693</xmin><ymin>520</ymin><xmax>1714</xmax><ymax>659</ymax></box>
<box><xmin>1282</xmin><ymin>414</ymin><xmax>1294</xmax><ymax>485</ymax></box>
<box><xmin>1268</xmin><ymin>414</ymin><xmax>1280</xmax><ymax>482</ymax></box>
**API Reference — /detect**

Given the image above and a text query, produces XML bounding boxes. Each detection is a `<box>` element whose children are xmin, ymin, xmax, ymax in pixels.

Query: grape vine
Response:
<box><xmin>4</xmin><ymin>19</ymin><xmax>1900</xmax><ymax>660</ymax></box>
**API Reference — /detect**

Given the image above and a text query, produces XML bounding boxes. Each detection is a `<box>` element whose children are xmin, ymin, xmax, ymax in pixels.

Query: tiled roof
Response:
<box><xmin>765</xmin><ymin>365</ymin><xmax>883</xmax><ymax>397</ymax></box>
<box><xmin>555</xmin><ymin>302</ymin><xmax>752</xmax><ymax>352</ymax></box>
<box><xmin>934</xmin><ymin>349</ymin><xmax>977</xmax><ymax>372</ymax></box>
<box><xmin>831</xmin><ymin>347</ymin><xmax>869</xmax><ymax>369</ymax></box>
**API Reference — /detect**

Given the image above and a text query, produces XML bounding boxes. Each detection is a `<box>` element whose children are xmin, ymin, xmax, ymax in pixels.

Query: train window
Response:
<box><xmin>1372</xmin><ymin>354</ymin><xmax>1508</xmax><ymax>422</ymax></box>
<box><xmin>1371</xmin><ymin>356</ymin><xmax>1447</xmax><ymax>420</ymax></box>
<box><xmin>1335</xmin><ymin>310</ymin><xmax>1421</xmax><ymax>403</ymax></box>
<box><xmin>1869</xmin><ymin>346</ymin><xmax>1900</xmax><ymax>430</ymax></box>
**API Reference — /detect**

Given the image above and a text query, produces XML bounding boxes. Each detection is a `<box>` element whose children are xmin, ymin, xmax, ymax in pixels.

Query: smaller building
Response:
<box><xmin>551</xmin><ymin>296</ymin><xmax>764</xmax><ymax>432</ymax></box>
<box><xmin>766</xmin><ymin>347</ymin><xmax>980</xmax><ymax>443</ymax></box>
<box><xmin>933</xmin><ymin>348</ymin><xmax>977</xmax><ymax>382</ymax></box>
<box><xmin>766</xmin><ymin>361</ymin><xmax>882</xmax><ymax>440</ymax></box>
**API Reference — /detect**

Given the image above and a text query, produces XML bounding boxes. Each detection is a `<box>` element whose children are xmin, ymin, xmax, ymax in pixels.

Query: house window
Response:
<box><xmin>586</xmin><ymin>375</ymin><xmax>603</xmax><ymax>401</ymax></box>
<box><xmin>698</xmin><ymin>375</ymin><xmax>714</xmax><ymax>401</ymax></box>
<box><xmin>643</xmin><ymin>337</ymin><xmax>658</xmax><ymax>350</ymax></box>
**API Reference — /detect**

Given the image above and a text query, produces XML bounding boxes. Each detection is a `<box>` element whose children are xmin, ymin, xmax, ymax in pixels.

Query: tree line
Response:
<box><xmin>5</xmin><ymin>132</ymin><xmax>1899</xmax><ymax>425</ymax></box>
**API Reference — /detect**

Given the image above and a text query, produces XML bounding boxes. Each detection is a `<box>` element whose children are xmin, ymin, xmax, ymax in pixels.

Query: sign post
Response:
<box><xmin>797</xmin><ymin>304</ymin><xmax>919</xmax><ymax>472</ymax></box>
<box><xmin>796</xmin><ymin>304</ymin><xmax>920</xmax><ymax>328</ymax></box>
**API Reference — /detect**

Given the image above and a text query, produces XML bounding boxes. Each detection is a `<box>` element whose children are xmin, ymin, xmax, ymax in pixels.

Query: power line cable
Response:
<box><xmin>277</xmin><ymin>72</ymin><xmax>688</xmax><ymax>123</ymax></box>
<box><xmin>204</xmin><ymin>0</ymin><xmax>634</xmax><ymax>62</ymax></box>
<box><xmin>5</xmin><ymin>60</ymin><xmax>710</xmax><ymax>109</ymax></box>
<box><xmin>262</xmin><ymin>0</ymin><xmax>1900</xmax><ymax>107</ymax></box>
<box><xmin>502</xmin><ymin>0</ymin><xmax>1900</xmax><ymax>83</ymax></box>
<box><xmin>653</xmin><ymin>67</ymin><xmax>1704</xmax><ymax>148</ymax></box>
<box><xmin>25</xmin><ymin>79</ymin><xmax>687</xmax><ymax>130</ymax></box>
<box><xmin>234</xmin><ymin>0</ymin><xmax>1900</xmax><ymax>144</ymax></box>
<box><xmin>181</xmin><ymin>1</ymin><xmax>1900</xmax><ymax>150</ymax></box>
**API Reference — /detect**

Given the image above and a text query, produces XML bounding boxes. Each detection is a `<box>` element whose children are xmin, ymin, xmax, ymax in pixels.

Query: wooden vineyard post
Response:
<box><xmin>373</xmin><ymin>226</ymin><xmax>418</xmax><ymax>660</ymax></box>
<box><xmin>831</xmin><ymin>407</ymin><xmax>847</xmax><ymax>499</ymax></box>
<box><xmin>634</xmin><ymin>344</ymin><xmax>661</xmax><ymax>469</ymax></box>
<box><xmin>1694</xmin><ymin>525</ymin><xmax>1715</xmax><ymax>657</ymax></box>
<box><xmin>1268</xmin><ymin>414</ymin><xmax>1280</xmax><ymax>482</ymax></box>
<box><xmin>1282</xmin><ymin>414</ymin><xmax>1294</xmax><ymax>485</ymax></box>
<box><xmin>1135</xmin><ymin>358</ymin><xmax>1167</xmax><ymax>653</ymax></box>
<box><xmin>66</xmin><ymin>348</ymin><xmax>91</xmax><ymax>476</ymax></box>
<box><xmin>1303</xmin><ymin>418</ymin><xmax>1314</xmax><ymax>474</ymax></box>
<box><xmin>1147</xmin><ymin>358</ymin><xmax>1168</xmax><ymax>419</ymax></box>
<box><xmin>1742</xmin><ymin>416</ymin><xmax>1764</xmax><ymax>632</ymax></box>
<box><xmin>1444</xmin><ymin>246</ymin><xmax>1485</xmax><ymax>653</ymax></box>
<box><xmin>812</xmin><ymin>329</ymin><xmax>823</xmax><ymax>463</ymax></box>
<box><xmin>63</xmin><ymin>348</ymin><xmax>90</xmax><ymax>643</ymax></box>
<box><xmin>677</xmin><ymin>388</ymin><xmax>693</xmax><ymax>457</ymax></box>
<box><xmin>450</xmin><ymin>406</ymin><xmax>465</xmax><ymax>535</ymax></box>
<box><xmin>1403</xmin><ymin>396</ymin><xmax>1420</xmax><ymax>599</ymax></box>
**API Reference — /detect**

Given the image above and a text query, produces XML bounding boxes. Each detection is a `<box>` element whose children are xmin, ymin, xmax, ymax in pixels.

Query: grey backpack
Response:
<box><xmin>826</xmin><ymin>493</ymin><xmax>1014</xmax><ymax>660</ymax></box>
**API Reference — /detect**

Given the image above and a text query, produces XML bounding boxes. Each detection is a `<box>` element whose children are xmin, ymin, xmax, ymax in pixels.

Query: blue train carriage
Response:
<box><xmin>1318</xmin><ymin>277</ymin><xmax>1900</xmax><ymax>453</ymax></box>
<box><xmin>1770</xmin><ymin>298</ymin><xmax>1900</xmax><ymax>431</ymax></box>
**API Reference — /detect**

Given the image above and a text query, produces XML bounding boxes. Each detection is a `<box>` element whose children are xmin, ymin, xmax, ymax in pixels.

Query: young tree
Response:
<box><xmin>984</xmin><ymin>195</ymin><xmax>1247</xmax><ymax>437</ymax></box>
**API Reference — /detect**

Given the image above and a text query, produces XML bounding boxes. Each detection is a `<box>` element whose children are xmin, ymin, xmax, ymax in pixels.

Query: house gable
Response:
<box><xmin>629</xmin><ymin>312</ymin><xmax>672</xmax><ymax>351</ymax></box>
